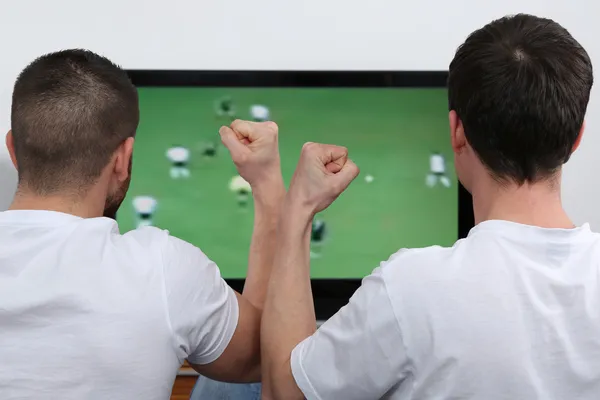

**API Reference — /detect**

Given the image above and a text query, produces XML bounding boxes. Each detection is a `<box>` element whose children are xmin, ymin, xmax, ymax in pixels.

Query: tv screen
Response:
<box><xmin>118</xmin><ymin>85</ymin><xmax>458</xmax><ymax>279</ymax></box>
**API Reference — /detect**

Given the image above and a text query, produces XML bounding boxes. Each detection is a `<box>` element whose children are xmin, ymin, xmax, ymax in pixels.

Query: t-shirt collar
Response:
<box><xmin>0</xmin><ymin>209</ymin><xmax>118</xmax><ymax>232</ymax></box>
<box><xmin>468</xmin><ymin>219</ymin><xmax>591</xmax><ymax>241</ymax></box>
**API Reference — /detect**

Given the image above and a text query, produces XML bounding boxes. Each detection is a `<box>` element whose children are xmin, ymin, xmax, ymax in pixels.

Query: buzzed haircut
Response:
<box><xmin>10</xmin><ymin>49</ymin><xmax>139</xmax><ymax>194</ymax></box>
<box><xmin>448</xmin><ymin>14</ymin><xmax>593</xmax><ymax>184</ymax></box>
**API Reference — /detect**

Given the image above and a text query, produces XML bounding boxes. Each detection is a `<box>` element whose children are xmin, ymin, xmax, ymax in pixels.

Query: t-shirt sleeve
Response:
<box><xmin>161</xmin><ymin>235</ymin><xmax>239</xmax><ymax>365</ymax></box>
<box><xmin>290</xmin><ymin>266</ymin><xmax>410</xmax><ymax>400</ymax></box>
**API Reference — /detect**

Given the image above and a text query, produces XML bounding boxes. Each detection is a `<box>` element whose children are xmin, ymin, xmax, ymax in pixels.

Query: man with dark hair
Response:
<box><xmin>0</xmin><ymin>50</ymin><xmax>285</xmax><ymax>399</ymax></box>
<box><xmin>9</xmin><ymin>50</ymin><xmax>140</xmax><ymax>217</ymax></box>
<box><xmin>447</xmin><ymin>15</ymin><xmax>592</xmax><ymax>186</ymax></box>
<box><xmin>257</xmin><ymin>14</ymin><xmax>600</xmax><ymax>400</ymax></box>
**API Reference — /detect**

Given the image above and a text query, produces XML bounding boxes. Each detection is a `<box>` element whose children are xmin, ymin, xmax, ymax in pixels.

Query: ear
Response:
<box><xmin>113</xmin><ymin>137</ymin><xmax>134</xmax><ymax>182</ymax></box>
<box><xmin>449</xmin><ymin>110</ymin><xmax>466</xmax><ymax>154</ymax></box>
<box><xmin>571</xmin><ymin>121</ymin><xmax>585</xmax><ymax>154</ymax></box>
<box><xmin>5</xmin><ymin>130</ymin><xmax>18</xmax><ymax>170</ymax></box>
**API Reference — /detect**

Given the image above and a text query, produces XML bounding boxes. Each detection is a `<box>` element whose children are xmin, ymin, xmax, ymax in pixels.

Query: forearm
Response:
<box><xmin>242</xmin><ymin>176</ymin><xmax>286</xmax><ymax>310</ymax></box>
<box><xmin>262</xmin><ymin>201</ymin><xmax>316</xmax><ymax>399</ymax></box>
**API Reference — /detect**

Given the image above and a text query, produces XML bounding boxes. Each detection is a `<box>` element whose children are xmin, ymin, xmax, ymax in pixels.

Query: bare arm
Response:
<box><xmin>262</xmin><ymin>201</ymin><xmax>315</xmax><ymax>398</ymax></box>
<box><xmin>188</xmin><ymin>120</ymin><xmax>284</xmax><ymax>382</ymax></box>
<box><xmin>191</xmin><ymin>292</ymin><xmax>262</xmax><ymax>382</ymax></box>
<box><xmin>242</xmin><ymin>178</ymin><xmax>285</xmax><ymax>310</ymax></box>
<box><xmin>262</xmin><ymin>143</ymin><xmax>359</xmax><ymax>398</ymax></box>
<box><xmin>225</xmin><ymin>120</ymin><xmax>285</xmax><ymax>310</ymax></box>
<box><xmin>190</xmin><ymin>176</ymin><xmax>283</xmax><ymax>382</ymax></box>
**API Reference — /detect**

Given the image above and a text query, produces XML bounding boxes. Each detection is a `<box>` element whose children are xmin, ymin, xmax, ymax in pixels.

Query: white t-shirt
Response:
<box><xmin>430</xmin><ymin>154</ymin><xmax>445</xmax><ymax>174</ymax></box>
<box><xmin>133</xmin><ymin>196</ymin><xmax>158</xmax><ymax>215</ymax></box>
<box><xmin>166</xmin><ymin>147</ymin><xmax>190</xmax><ymax>163</ymax></box>
<box><xmin>0</xmin><ymin>210</ymin><xmax>238</xmax><ymax>400</ymax></box>
<box><xmin>291</xmin><ymin>220</ymin><xmax>600</xmax><ymax>400</ymax></box>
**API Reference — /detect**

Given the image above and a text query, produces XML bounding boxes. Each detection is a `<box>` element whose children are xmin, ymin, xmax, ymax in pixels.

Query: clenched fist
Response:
<box><xmin>219</xmin><ymin>120</ymin><xmax>282</xmax><ymax>190</ymax></box>
<box><xmin>288</xmin><ymin>142</ymin><xmax>360</xmax><ymax>215</ymax></box>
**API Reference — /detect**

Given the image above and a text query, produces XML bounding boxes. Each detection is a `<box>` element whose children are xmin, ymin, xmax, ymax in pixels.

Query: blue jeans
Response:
<box><xmin>190</xmin><ymin>375</ymin><xmax>262</xmax><ymax>400</ymax></box>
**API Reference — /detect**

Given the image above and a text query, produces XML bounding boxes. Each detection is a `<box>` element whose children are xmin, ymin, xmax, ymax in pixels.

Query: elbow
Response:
<box><xmin>239</xmin><ymin>361</ymin><xmax>262</xmax><ymax>383</ymax></box>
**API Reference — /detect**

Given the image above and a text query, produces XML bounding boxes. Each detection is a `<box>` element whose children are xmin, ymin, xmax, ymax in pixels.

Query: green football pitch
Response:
<box><xmin>118</xmin><ymin>87</ymin><xmax>457</xmax><ymax>278</ymax></box>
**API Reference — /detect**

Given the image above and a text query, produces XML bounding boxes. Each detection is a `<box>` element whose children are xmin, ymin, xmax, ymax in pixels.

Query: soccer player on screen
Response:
<box><xmin>250</xmin><ymin>104</ymin><xmax>270</xmax><ymax>122</ymax></box>
<box><xmin>215</xmin><ymin>96</ymin><xmax>236</xmax><ymax>121</ymax></box>
<box><xmin>426</xmin><ymin>151</ymin><xmax>451</xmax><ymax>188</ymax></box>
<box><xmin>199</xmin><ymin>141</ymin><xmax>217</xmax><ymax>158</ymax></box>
<box><xmin>166</xmin><ymin>146</ymin><xmax>191</xmax><ymax>179</ymax></box>
<box><xmin>204</xmin><ymin>142</ymin><xmax>217</xmax><ymax>157</ymax></box>
<box><xmin>132</xmin><ymin>196</ymin><xmax>158</xmax><ymax>228</ymax></box>
<box><xmin>310</xmin><ymin>219</ymin><xmax>326</xmax><ymax>258</ymax></box>
<box><xmin>229</xmin><ymin>175</ymin><xmax>252</xmax><ymax>207</ymax></box>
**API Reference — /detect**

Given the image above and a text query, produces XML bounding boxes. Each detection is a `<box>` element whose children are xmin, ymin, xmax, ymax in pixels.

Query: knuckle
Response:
<box><xmin>335</xmin><ymin>145</ymin><xmax>348</xmax><ymax>155</ymax></box>
<box><xmin>265</xmin><ymin>121</ymin><xmax>278</xmax><ymax>133</ymax></box>
<box><xmin>302</xmin><ymin>142</ymin><xmax>316</xmax><ymax>154</ymax></box>
<box><xmin>231</xmin><ymin>119</ymin><xmax>250</xmax><ymax>133</ymax></box>
<box><xmin>262</xmin><ymin>123</ymin><xmax>278</xmax><ymax>141</ymax></box>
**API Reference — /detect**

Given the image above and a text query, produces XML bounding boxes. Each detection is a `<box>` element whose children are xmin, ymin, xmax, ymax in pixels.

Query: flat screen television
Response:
<box><xmin>123</xmin><ymin>71</ymin><xmax>475</xmax><ymax>320</ymax></box>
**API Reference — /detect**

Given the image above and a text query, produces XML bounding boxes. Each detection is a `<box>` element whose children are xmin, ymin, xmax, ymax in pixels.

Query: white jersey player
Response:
<box><xmin>132</xmin><ymin>196</ymin><xmax>158</xmax><ymax>228</ymax></box>
<box><xmin>229</xmin><ymin>175</ymin><xmax>252</xmax><ymax>207</ymax></box>
<box><xmin>166</xmin><ymin>146</ymin><xmax>190</xmax><ymax>179</ymax></box>
<box><xmin>426</xmin><ymin>152</ymin><xmax>451</xmax><ymax>188</ymax></box>
<box><xmin>250</xmin><ymin>104</ymin><xmax>270</xmax><ymax>122</ymax></box>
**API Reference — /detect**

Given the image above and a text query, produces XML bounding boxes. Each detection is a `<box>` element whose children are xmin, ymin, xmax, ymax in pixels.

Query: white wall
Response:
<box><xmin>0</xmin><ymin>0</ymin><xmax>597</xmax><ymax>225</ymax></box>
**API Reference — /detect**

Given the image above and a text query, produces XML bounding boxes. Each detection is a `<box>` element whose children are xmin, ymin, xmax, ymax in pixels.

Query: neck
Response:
<box><xmin>9</xmin><ymin>185</ymin><xmax>106</xmax><ymax>219</ymax></box>
<box><xmin>471</xmin><ymin>174</ymin><xmax>574</xmax><ymax>229</ymax></box>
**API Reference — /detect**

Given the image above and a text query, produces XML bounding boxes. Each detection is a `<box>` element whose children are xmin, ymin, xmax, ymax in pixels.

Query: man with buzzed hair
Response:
<box><xmin>9</xmin><ymin>50</ymin><xmax>139</xmax><ymax>219</ymax></box>
<box><xmin>0</xmin><ymin>50</ymin><xmax>286</xmax><ymax>399</ymax></box>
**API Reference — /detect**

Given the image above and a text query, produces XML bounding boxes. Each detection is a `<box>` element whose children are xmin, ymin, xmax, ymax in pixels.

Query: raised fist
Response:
<box><xmin>287</xmin><ymin>142</ymin><xmax>359</xmax><ymax>215</ymax></box>
<box><xmin>219</xmin><ymin>120</ymin><xmax>281</xmax><ymax>189</ymax></box>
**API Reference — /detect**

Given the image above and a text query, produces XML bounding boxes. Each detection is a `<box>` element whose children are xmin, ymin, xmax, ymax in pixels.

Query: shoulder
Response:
<box><xmin>119</xmin><ymin>226</ymin><xmax>170</xmax><ymax>249</ymax></box>
<box><xmin>120</xmin><ymin>227</ymin><xmax>211</xmax><ymax>267</ymax></box>
<box><xmin>380</xmin><ymin>243</ymin><xmax>459</xmax><ymax>271</ymax></box>
<box><xmin>108</xmin><ymin>227</ymin><xmax>169</xmax><ymax>270</ymax></box>
<box><xmin>378</xmin><ymin>240</ymin><xmax>468</xmax><ymax>287</ymax></box>
<box><xmin>118</xmin><ymin>227</ymin><xmax>219</xmax><ymax>307</ymax></box>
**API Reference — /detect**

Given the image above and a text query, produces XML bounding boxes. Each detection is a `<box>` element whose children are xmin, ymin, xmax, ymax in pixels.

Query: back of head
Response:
<box><xmin>11</xmin><ymin>49</ymin><xmax>139</xmax><ymax>195</ymax></box>
<box><xmin>448</xmin><ymin>14</ymin><xmax>593</xmax><ymax>184</ymax></box>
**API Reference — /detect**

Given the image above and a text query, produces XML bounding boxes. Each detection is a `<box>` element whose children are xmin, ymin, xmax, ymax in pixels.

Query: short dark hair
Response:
<box><xmin>11</xmin><ymin>49</ymin><xmax>139</xmax><ymax>194</ymax></box>
<box><xmin>448</xmin><ymin>14</ymin><xmax>593</xmax><ymax>184</ymax></box>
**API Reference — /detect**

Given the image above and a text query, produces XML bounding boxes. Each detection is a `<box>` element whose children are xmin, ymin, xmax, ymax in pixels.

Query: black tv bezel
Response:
<box><xmin>127</xmin><ymin>70</ymin><xmax>475</xmax><ymax>320</ymax></box>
